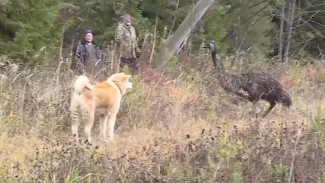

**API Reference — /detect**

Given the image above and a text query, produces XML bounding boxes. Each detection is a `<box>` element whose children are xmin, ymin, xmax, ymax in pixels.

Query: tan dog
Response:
<box><xmin>70</xmin><ymin>73</ymin><xmax>132</xmax><ymax>143</ymax></box>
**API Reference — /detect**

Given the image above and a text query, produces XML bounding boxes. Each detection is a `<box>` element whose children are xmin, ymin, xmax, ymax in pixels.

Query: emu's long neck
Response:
<box><xmin>211</xmin><ymin>50</ymin><xmax>227</xmax><ymax>82</ymax></box>
<box><xmin>211</xmin><ymin>49</ymin><xmax>240</xmax><ymax>93</ymax></box>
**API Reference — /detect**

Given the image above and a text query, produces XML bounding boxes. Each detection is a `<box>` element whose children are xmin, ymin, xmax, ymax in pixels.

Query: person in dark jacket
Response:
<box><xmin>75</xmin><ymin>30</ymin><xmax>102</xmax><ymax>75</ymax></box>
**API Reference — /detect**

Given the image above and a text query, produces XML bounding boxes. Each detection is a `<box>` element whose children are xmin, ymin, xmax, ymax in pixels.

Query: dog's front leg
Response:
<box><xmin>107</xmin><ymin>110</ymin><xmax>118</xmax><ymax>143</ymax></box>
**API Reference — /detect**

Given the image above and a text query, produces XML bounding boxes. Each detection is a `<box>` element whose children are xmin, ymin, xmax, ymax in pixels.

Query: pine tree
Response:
<box><xmin>0</xmin><ymin>0</ymin><xmax>63</xmax><ymax>64</ymax></box>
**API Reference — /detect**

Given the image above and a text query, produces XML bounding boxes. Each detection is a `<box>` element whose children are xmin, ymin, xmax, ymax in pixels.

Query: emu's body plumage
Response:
<box><xmin>204</xmin><ymin>42</ymin><xmax>292</xmax><ymax>117</ymax></box>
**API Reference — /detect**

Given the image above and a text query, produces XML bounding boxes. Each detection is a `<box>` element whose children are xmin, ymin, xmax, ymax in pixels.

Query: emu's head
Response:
<box><xmin>203</xmin><ymin>42</ymin><xmax>216</xmax><ymax>52</ymax></box>
<box><xmin>203</xmin><ymin>42</ymin><xmax>219</xmax><ymax>68</ymax></box>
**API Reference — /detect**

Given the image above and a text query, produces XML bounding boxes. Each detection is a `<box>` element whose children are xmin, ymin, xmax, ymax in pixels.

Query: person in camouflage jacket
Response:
<box><xmin>115</xmin><ymin>14</ymin><xmax>140</xmax><ymax>72</ymax></box>
<box><xmin>75</xmin><ymin>30</ymin><xmax>102</xmax><ymax>75</ymax></box>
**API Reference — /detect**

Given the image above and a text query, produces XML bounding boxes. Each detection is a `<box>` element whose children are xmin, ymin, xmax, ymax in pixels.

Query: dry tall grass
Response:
<box><xmin>0</xmin><ymin>53</ymin><xmax>324</xmax><ymax>182</ymax></box>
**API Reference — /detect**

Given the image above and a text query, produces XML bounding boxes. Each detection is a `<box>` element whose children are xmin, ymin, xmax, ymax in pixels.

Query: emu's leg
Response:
<box><xmin>262</xmin><ymin>101</ymin><xmax>276</xmax><ymax>118</ymax></box>
<box><xmin>252</xmin><ymin>101</ymin><xmax>258</xmax><ymax>119</ymax></box>
<box><xmin>249</xmin><ymin>101</ymin><xmax>258</xmax><ymax>119</ymax></box>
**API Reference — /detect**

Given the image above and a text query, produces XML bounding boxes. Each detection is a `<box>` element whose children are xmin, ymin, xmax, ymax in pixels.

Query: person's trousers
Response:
<box><xmin>120</xmin><ymin>57</ymin><xmax>137</xmax><ymax>73</ymax></box>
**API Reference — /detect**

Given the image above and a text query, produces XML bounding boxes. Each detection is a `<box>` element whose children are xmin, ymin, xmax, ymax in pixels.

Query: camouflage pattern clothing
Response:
<box><xmin>74</xmin><ymin>39</ymin><xmax>102</xmax><ymax>74</ymax></box>
<box><xmin>115</xmin><ymin>23</ymin><xmax>138</xmax><ymax>59</ymax></box>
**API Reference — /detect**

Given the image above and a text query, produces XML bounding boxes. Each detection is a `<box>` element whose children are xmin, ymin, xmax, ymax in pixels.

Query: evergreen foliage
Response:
<box><xmin>0</xmin><ymin>0</ymin><xmax>62</xmax><ymax>63</ymax></box>
<box><xmin>0</xmin><ymin>0</ymin><xmax>324</xmax><ymax>64</ymax></box>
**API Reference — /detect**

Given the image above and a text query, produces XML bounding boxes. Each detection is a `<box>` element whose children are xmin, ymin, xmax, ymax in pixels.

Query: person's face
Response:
<box><xmin>85</xmin><ymin>33</ymin><xmax>93</xmax><ymax>42</ymax></box>
<box><xmin>124</xmin><ymin>17</ymin><xmax>131</xmax><ymax>26</ymax></box>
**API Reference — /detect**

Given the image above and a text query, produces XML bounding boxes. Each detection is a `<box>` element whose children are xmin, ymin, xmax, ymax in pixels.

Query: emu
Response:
<box><xmin>203</xmin><ymin>42</ymin><xmax>292</xmax><ymax>117</ymax></box>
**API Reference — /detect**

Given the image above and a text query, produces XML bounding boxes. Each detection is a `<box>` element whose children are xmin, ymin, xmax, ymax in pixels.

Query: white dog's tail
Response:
<box><xmin>74</xmin><ymin>75</ymin><xmax>93</xmax><ymax>94</ymax></box>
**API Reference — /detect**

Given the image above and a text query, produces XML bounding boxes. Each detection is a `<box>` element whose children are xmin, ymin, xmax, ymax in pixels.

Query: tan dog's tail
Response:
<box><xmin>74</xmin><ymin>75</ymin><xmax>93</xmax><ymax>94</ymax></box>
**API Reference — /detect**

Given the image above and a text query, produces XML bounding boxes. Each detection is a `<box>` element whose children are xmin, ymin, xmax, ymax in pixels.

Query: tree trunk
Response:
<box><xmin>156</xmin><ymin>0</ymin><xmax>215</xmax><ymax>70</ymax></box>
<box><xmin>278</xmin><ymin>5</ymin><xmax>285</xmax><ymax>61</ymax></box>
<box><xmin>284</xmin><ymin>0</ymin><xmax>296</xmax><ymax>62</ymax></box>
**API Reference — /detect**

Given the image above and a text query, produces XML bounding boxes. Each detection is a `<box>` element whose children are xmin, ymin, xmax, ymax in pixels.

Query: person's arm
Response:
<box><xmin>115</xmin><ymin>25</ymin><xmax>124</xmax><ymax>54</ymax></box>
<box><xmin>75</xmin><ymin>43</ymin><xmax>85</xmax><ymax>74</ymax></box>
<box><xmin>133</xmin><ymin>28</ymin><xmax>141</xmax><ymax>58</ymax></box>
<box><xmin>95</xmin><ymin>45</ymin><xmax>102</xmax><ymax>66</ymax></box>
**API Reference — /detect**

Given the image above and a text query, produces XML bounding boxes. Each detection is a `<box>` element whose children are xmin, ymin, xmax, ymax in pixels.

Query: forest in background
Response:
<box><xmin>0</xmin><ymin>0</ymin><xmax>324</xmax><ymax>65</ymax></box>
<box><xmin>1</xmin><ymin>1</ymin><xmax>325</xmax><ymax>182</ymax></box>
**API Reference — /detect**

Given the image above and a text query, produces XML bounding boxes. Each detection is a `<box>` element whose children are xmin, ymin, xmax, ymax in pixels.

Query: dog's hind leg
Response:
<box><xmin>70</xmin><ymin>97</ymin><xmax>80</xmax><ymax>141</ymax></box>
<box><xmin>71</xmin><ymin>112</ymin><xmax>80</xmax><ymax>141</ymax></box>
<box><xmin>83</xmin><ymin>106</ymin><xmax>95</xmax><ymax>143</ymax></box>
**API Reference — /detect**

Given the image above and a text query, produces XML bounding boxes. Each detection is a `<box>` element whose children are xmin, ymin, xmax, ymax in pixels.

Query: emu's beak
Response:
<box><xmin>202</xmin><ymin>44</ymin><xmax>208</xmax><ymax>48</ymax></box>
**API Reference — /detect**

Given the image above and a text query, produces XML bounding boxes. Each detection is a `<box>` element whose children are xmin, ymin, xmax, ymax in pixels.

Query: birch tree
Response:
<box><xmin>156</xmin><ymin>0</ymin><xmax>215</xmax><ymax>70</ymax></box>
<box><xmin>283</xmin><ymin>0</ymin><xmax>296</xmax><ymax>62</ymax></box>
<box><xmin>277</xmin><ymin>5</ymin><xmax>285</xmax><ymax>61</ymax></box>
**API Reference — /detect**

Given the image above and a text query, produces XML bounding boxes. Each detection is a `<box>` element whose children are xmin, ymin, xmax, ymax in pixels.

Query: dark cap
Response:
<box><xmin>84</xmin><ymin>29</ymin><xmax>92</xmax><ymax>35</ymax></box>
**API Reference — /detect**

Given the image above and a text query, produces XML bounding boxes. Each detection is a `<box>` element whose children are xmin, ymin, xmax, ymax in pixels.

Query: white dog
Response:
<box><xmin>70</xmin><ymin>73</ymin><xmax>132</xmax><ymax>143</ymax></box>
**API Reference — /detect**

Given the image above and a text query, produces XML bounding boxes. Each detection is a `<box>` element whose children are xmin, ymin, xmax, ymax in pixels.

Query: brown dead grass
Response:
<box><xmin>0</xmin><ymin>56</ymin><xmax>324</xmax><ymax>182</ymax></box>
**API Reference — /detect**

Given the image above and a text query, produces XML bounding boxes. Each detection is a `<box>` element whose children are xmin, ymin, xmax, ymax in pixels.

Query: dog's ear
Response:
<box><xmin>126</xmin><ymin>75</ymin><xmax>131</xmax><ymax>79</ymax></box>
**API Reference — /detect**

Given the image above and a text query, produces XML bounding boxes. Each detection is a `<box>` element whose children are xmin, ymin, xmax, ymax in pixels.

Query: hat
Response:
<box><xmin>119</xmin><ymin>14</ymin><xmax>132</xmax><ymax>22</ymax></box>
<box><xmin>84</xmin><ymin>29</ymin><xmax>92</xmax><ymax>35</ymax></box>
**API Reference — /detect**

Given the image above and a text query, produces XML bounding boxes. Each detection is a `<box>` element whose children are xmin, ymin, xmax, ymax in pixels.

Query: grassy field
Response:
<box><xmin>0</xmin><ymin>54</ymin><xmax>325</xmax><ymax>182</ymax></box>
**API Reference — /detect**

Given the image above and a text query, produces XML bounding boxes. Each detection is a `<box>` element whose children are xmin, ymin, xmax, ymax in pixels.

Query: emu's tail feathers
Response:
<box><xmin>73</xmin><ymin>75</ymin><xmax>93</xmax><ymax>94</ymax></box>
